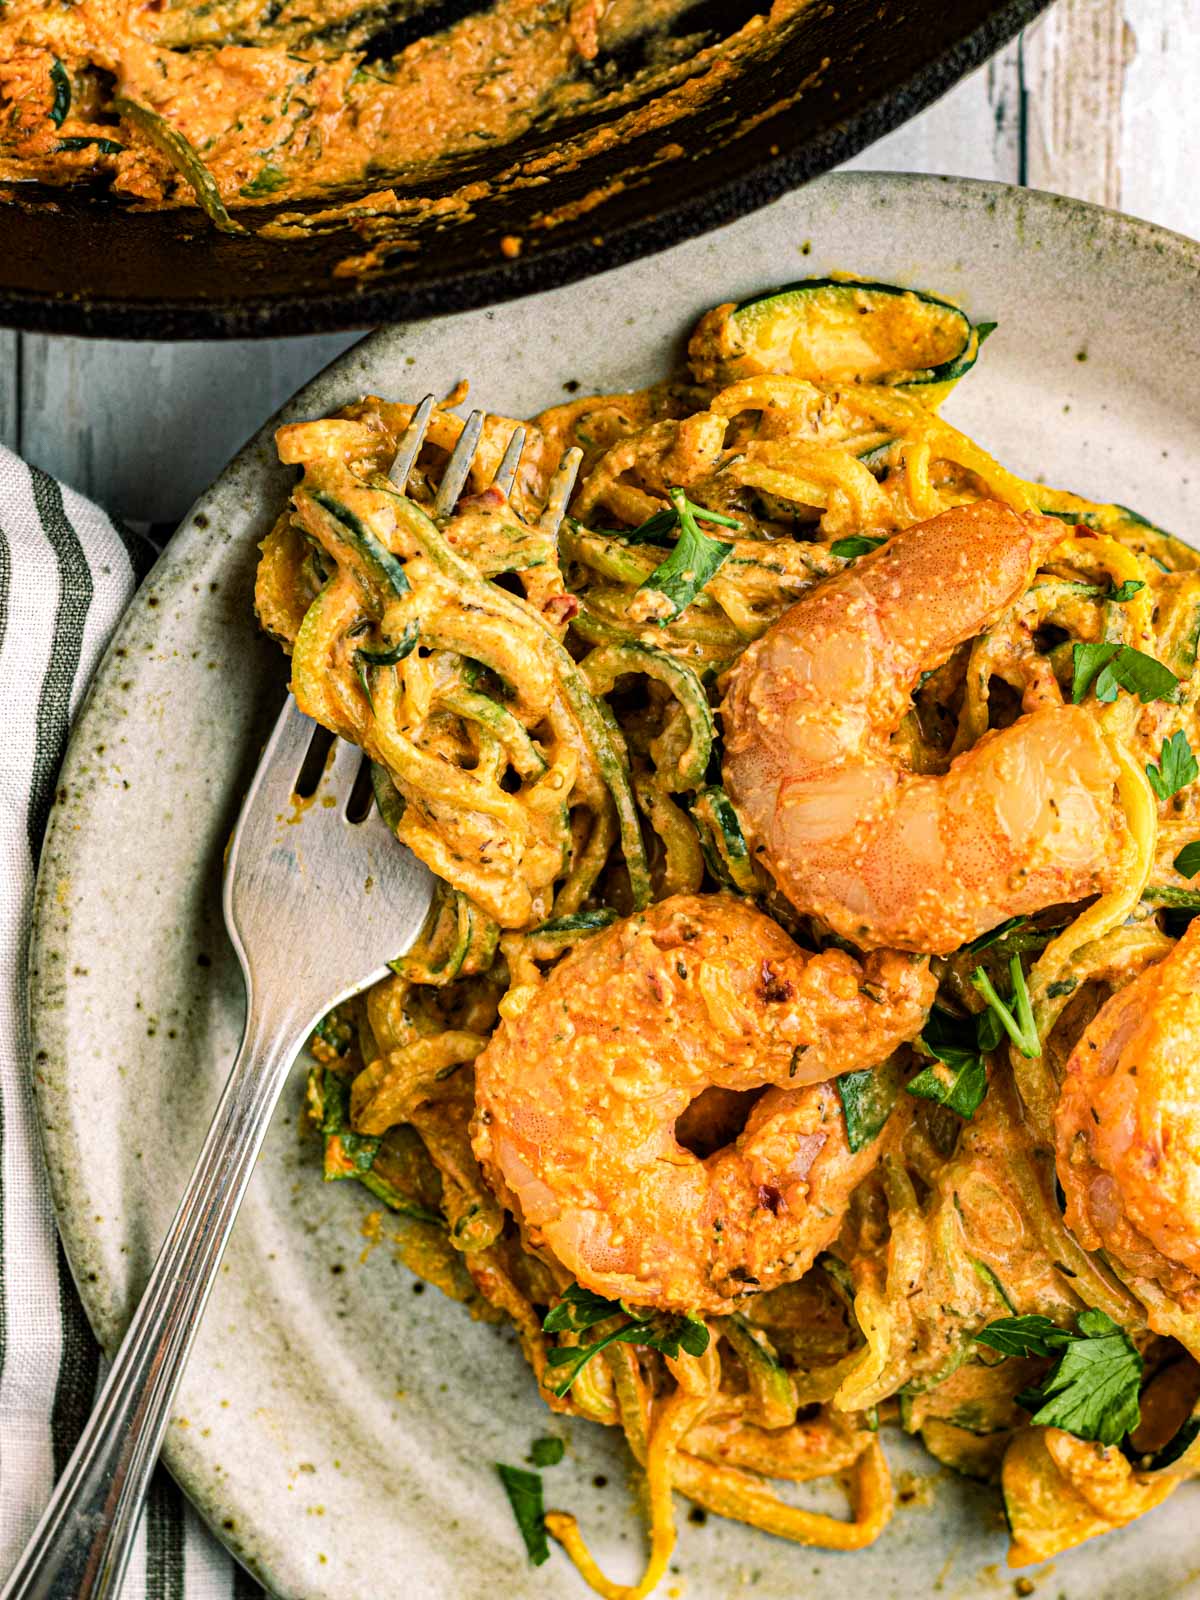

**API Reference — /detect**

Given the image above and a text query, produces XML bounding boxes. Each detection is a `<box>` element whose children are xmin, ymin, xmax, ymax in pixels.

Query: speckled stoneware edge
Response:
<box><xmin>29</xmin><ymin>174</ymin><xmax>1200</xmax><ymax>1600</ymax></box>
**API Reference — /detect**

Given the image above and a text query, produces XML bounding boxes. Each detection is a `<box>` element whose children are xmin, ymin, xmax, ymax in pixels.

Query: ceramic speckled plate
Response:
<box><xmin>29</xmin><ymin>174</ymin><xmax>1200</xmax><ymax>1600</ymax></box>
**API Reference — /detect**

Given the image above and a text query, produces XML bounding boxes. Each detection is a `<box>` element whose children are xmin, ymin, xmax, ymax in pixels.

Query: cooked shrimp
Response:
<box><xmin>471</xmin><ymin>894</ymin><xmax>934</xmax><ymax>1313</ymax></box>
<box><xmin>1055</xmin><ymin>920</ymin><xmax>1200</xmax><ymax>1309</ymax></box>
<box><xmin>722</xmin><ymin>501</ymin><xmax>1126</xmax><ymax>953</ymax></box>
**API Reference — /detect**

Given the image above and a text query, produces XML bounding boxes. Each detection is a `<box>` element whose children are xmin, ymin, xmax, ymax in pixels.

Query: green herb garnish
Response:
<box><xmin>838</xmin><ymin>1055</ymin><xmax>906</xmax><ymax>1151</ymax></box>
<box><xmin>532</xmin><ymin>910</ymin><xmax>619</xmax><ymax>935</ymax></box>
<box><xmin>542</xmin><ymin>1285</ymin><xmax>709</xmax><ymax>1397</ymax></box>
<box><xmin>635</xmin><ymin>489</ymin><xmax>736</xmax><ymax>621</ymax></box>
<box><xmin>907</xmin><ymin>1004</ymin><xmax>992</xmax><ymax>1120</ymax></box>
<box><xmin>1174</xmin><ymin>841</ymin><xmax>1200</xmax><ymax>879</ymax></box>
<box><xmin>830</xmin><ymin>533</ymin><xmax>888</xmax><ymax>559</ymax></box>
<box><xmin>1071</xmin><ymin>641</ymin><xmax>1180</xmax><ymax>705</ymax></box>
<box><xmin>1146</xmin><ymin>730</ymin><xmax>1198</xmax><ymax>802</ymax></box>
<box><xmin>1106</xmin><ymin>579</ymin><xmax>1146</xmax><ymax>603</ymax></box>
<box><xmin>49</xmin><ymin>60</ymin><xmax>71</xmax><ymax>127</ymax></box>
<box><xmin>530</xmin><ymin>1437</ymin><xmax>564</xmax><ymax>1468</ymax></box>
<box><xmin>975</xmin><ymin>1308</ymin><xmax>1143</xmax><ymax>1446</ymax></box>
<box><xmin>311</xmin><ymin>1010</ymin><xmax>352</xmax><ymax>1057</ymax></box>
<box><xmin>970</xmin><ymin>956</ymin><xmax>1039</xmax><ymax>1058</ymax></box>
<box><xmin>619</xmin><ymin>507</ymin><xmax>679</xmax><ymax>545</ymax></box>
<box><xmin>975</xmin><ymin>1312</ymin><xmax>1065</xmax><ymax>1358</ymax></box>
<box><xmin>906</xmin><ymin>1054</ymin><xmax>988</xmax><ymax>1119</ymax></box>
<box><xmin>315</xmin><ymin>1068</ymin><xmax>380</xmax><ymax>1177</ymax></box>
<box><xmin>495</xmin><ymin>1464</ymin><xmax>550</xmax><ymax>1566</ymax></box>
<box><xmin>240</xmin><ymin>163</ymin><xmax>287</xmax><ymax>197</ymax></box>
<box><xmin>56</xmin><ymin>136</ymin><xmax>124</xmax><ymax>154</ymax></box>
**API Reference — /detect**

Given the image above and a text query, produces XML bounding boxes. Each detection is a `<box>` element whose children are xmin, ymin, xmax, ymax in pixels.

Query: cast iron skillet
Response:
<box><xmin>0</xmin><ymin>0</ymin><xmax>1048</xmax><ymax>339</ymax></box>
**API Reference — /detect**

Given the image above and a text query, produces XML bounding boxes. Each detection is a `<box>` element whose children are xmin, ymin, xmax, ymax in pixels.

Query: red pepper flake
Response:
<box><xmin>543</xmin><ymin>594</ymin><xmax>579</xmax><ymax>626</ymax></box>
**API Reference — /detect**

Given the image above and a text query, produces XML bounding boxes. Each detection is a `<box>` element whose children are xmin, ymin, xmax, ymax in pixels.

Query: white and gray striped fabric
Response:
<box><xmin>0</xmin><ymin>445</ymin><xmax>264</xmax><ymax>1599</ymax></box>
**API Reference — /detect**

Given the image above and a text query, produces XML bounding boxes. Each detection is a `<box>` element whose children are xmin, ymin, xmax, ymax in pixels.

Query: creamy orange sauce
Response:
<box><xmin>0</xmin><ymin>0</ymin><xmax>811</xmax><ymax>230</ymax></box>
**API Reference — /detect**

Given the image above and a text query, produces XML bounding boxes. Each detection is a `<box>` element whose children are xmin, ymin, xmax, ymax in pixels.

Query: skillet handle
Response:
<box><xmin>0</xmin><ymin>993</ymin><xmax>303</xmax><ymax>1600</ymax></box>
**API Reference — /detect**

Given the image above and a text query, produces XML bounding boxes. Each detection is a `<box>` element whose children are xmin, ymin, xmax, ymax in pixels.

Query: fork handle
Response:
<box><xmin>1</xmin><ymin>994</ymin><xmax>306</xmax><ymax>1600</ymax></box>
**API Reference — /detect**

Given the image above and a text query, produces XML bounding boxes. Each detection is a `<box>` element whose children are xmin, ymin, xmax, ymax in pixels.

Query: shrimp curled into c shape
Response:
<box><xmin>723</xmin><ymin>501</ymin><xmax>1127</xmax><ymax>954</ymax></box>
<box><xmin>1056</xmin><ymin>919</ymin><xmax>1200</xmax><ymax>1314</ymax></box>
<box><xmin>471</xmin><ymin>894</ymin><xmax>935</xmax><ymax>1314</ymax></box>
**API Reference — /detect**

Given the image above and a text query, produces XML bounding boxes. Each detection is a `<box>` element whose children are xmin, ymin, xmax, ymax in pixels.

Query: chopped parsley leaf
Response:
<box><xmin>976</xmin><ymin>1309</ymin><xmax>1142</xmax><ymax>1446</ymax></box>
<box><xmin>1072</xmin><ymin>641</ymin><xmax>1179</xmax><ymax>705</ymax></box>
<box><xmin>542</xmin><ymin>1285</ymin><xmax>709</xmax><ymax>1397</ymax></box>
<box><xmin>635</xmin><ymin>489</ymin><xmax>736</xmax><ymax>621</ymax></box>
<box><xmin>495</xmin><ymin>1463</ymin><xmax>550</xmax><ymax>1566</ymax></box>
<box><xmin>1146</xmin><ymin>730</ymin><xmax>1198</xmax><ymax>802</ymax></box>
<box><xmin>906</xmin><ymin>1054</ymin><xmax>988</xmax><ymax>1119</ymax></box>
<box><xmin>830</xmin><ymin>533</ymin><xmax>888</xmax><ymax>559</ymax></box>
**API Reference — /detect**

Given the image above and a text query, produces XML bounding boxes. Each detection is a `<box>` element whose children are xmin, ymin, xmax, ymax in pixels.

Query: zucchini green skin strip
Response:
<box><xmin>1156</xmin><ymin>579</ymin><xmax>1200</xmax><ymax>676</ymax></box>
<box><xmin>580</xmin><ymin>643</ymin><xmax>713</xmax><ymax>790</ymax></box>
<box><xmin>570</xmin><ymin>603</ymin><xmax>641</xmax><ymax>649</ymax></box>
<box><xmin>438</xmin><ymin>684</ymin><xmax>547</xmax><ymax>781</ymax></box>
<box><xmin>690</xmin><ymin>786</ymin><xmax>759</xmax><ymax>894</ymax></box>
<box><xmin>389</xmin><ymin>889</ymin><xmax>471</xmax><ymax>981</ymax></box>
<box><xmin>290</xmin><ymin>579</ymin><xmax>362</xmax><ymax>736</ymax></box>
<box><xmin>535</xmin><ymin>909</ymin><xmax>618</xmax><ymax>934</ymax></box>
<box><xmin>634</xmin><ymin>774</ymin><xmax>704</xmax><ymax>898</ymax></box>
<box><xmin>377</xmin><ymin>487</ymin><xmax>651</xmax><ymax>909</ymax></box>
<box><xmin>720</xmin><ymin>1317</ymin><xmax>797</xmax><ymax>1430</ymax></box>
<box><xmin>552</xmin><ymin>803</ymin><xmax>616</xmax><ymax>917</ymax></box>
<box><xmin>356</xmin><ymin>618</ymin><xmax>419</xmax><ymax>666</ymax></box>
<box><xmin>732</xmin><ymin>277</ymin><xmax>989</xmax><ymax>390</ymax></box>
<box><xmin>387</xmin><ymin>883</ymin><xmax>497</xmax><ymax>982</ymax></box>
<box><xmin>302</xmin><ymin>488</ymin><xmax>411</xmax><ymax>601</ymax></box>
<box><xmin>113</xmin><ymin>96</ymin><xmax>244</xmax><ymax>234</ymax></box>
<box><xmin>370</xmin><ymin>760</ymin><xmax>405</xmax><ymax>831</ymax></box>
<box><xmin>563</xmin><ymin>524</ymin><xmax>661</xmax><ymax>585</ymax></box>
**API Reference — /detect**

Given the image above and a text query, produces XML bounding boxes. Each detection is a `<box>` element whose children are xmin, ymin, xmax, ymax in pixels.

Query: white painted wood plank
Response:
<box><xmin>0</xmin><ymin>333</ymin><xmax>18</xmax><ymax>456</ymax></box>
<box><xmin>841</xmin><ymin>43</ymin><xmax>1022</xmax><ymax>182</ymax></box>
<box><xmin>1020</xmin><ymin>0</ymin><xmax>1128</xmax><ymax>208</ymax></box>
<box><xmin>1116</xmin><ymin>0</ymin><xmax>1200</xmax><ymax>236</ymax></box>
<box><xmin>18</xmin><ymin>331</ymin><xmax>359</xmax><ymax>523</ymax></box>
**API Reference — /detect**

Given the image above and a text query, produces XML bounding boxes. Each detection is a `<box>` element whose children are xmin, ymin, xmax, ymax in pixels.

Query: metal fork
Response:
<box><xmin>3</xmin><ymin>400</ymin><xmax>581</xmax><ymax>1600</ymax></box>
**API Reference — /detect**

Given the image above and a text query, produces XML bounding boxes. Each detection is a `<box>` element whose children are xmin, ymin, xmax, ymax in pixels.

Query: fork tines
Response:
<box><xmin>387</xmin><ymin>396</ymin><xmax>580</xmax><ymax>536</ymax></box>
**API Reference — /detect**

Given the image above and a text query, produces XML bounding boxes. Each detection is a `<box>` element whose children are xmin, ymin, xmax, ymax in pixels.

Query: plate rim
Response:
<box><xmin>27</xmin><ymin>169</ymin><xmax>1200</xmax><ymax>1595</ymax></box>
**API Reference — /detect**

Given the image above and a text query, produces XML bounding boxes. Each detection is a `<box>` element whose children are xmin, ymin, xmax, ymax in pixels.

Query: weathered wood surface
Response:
<box><xmin>2</xmin><ymin>0</ymin><xmax>1189</xmax><ymax>524</ymax></box>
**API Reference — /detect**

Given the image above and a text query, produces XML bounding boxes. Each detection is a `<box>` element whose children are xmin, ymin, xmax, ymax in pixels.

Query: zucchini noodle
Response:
<box><xmin>256</xmin><ymin>277</ymin><xmax>1200</xmax><ymax>1592</ymax></box>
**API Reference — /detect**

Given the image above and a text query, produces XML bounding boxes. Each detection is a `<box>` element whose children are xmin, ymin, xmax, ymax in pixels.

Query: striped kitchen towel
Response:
<box><xmin>0</xmin><ymin>445</ymin><xmax>264</xmax><ymax>1600</ymax></box>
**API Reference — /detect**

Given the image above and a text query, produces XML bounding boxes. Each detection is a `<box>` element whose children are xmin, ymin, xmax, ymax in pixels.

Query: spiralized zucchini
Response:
<box><xmin>257</xmin><ymin>280</ymin><xmax>1200</xmax><ymax>1595</ymax></box>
